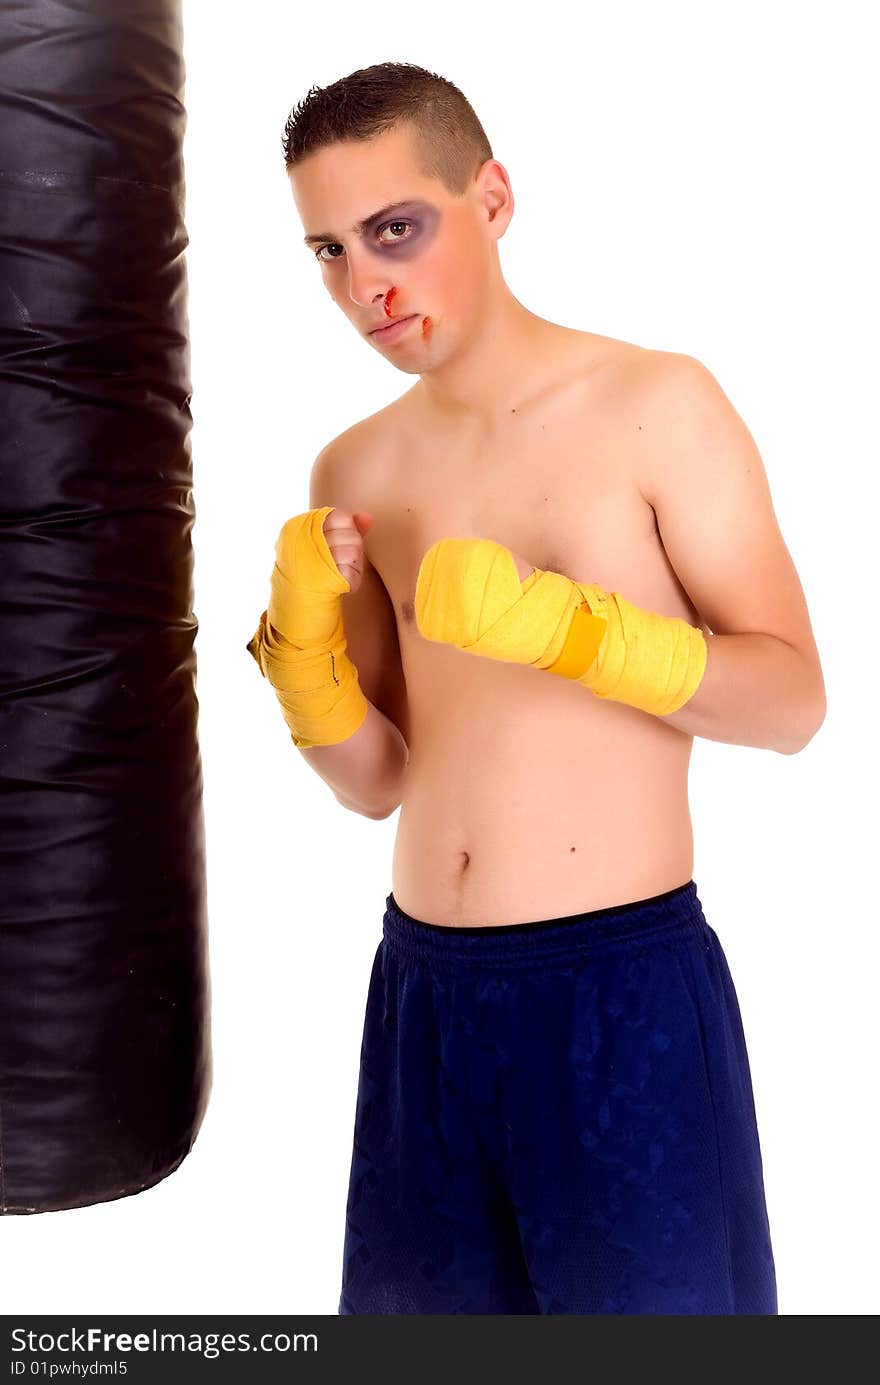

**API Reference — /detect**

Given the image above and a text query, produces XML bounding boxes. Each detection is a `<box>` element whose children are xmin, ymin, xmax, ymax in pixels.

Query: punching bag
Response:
<box><xmin>0</xmin><ymin>0</ymin><xmax>210</xmax><ymax>1212</ymax></box>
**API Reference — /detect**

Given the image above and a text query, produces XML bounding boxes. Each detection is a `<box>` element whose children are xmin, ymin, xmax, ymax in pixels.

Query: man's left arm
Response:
<box><xmin>635</xmin><ymin>353</ymin><xmax>826</xmax><ymax>755</ymax></box>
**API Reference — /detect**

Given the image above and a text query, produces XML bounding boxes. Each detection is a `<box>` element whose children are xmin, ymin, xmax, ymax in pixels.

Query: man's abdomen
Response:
<box><xmin>390</xmin><ymin>681</ymin><xmax>695</xmax><ymax>927</ymax></box>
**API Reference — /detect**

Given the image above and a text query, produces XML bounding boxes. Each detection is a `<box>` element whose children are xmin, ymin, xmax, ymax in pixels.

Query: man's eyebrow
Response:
<box><xmin>303</xmin><ymin>200</ymin><xmax>423</xmax><ymax>245</ymax></box>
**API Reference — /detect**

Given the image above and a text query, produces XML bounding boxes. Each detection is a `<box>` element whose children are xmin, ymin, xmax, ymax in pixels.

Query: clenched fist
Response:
<box><xmin>322</xmin><ymin>509</ymin><xmax>374</xmax><ymax>593</ymax></box>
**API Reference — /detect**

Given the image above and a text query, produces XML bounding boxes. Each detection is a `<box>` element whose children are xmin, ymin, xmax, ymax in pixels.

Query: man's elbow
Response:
<box><xmin>776</xmin><ymin>694</ymin><xmax>827</xmax><ymax>755</ymax></box>
<box><xmin>360</xmin><ymin>800</ymin><xmax>400</xmax><ymax>820</ymax></box>
<box><xmin>334</xmin><ymin>792</ymin><xmax>400</xmax><ymax>820</ymax></box>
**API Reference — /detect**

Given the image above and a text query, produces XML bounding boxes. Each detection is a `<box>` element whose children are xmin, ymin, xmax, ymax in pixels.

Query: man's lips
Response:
<box><xmin>368</xmin><ymin>313</ymin><xmax>418</xmax><ymax>335</ymax></box>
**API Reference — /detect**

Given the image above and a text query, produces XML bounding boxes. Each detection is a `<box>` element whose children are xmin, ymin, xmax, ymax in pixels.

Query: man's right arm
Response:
<box><xmin>295</xmin><ymin>442</ymin><xmax>409</xmax><ymax>820</ymax></box>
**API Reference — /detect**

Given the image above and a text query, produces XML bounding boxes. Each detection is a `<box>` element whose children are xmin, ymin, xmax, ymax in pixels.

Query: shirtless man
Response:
<box><xmin>249</xmin><ymin>63</ymin><xmax>825</xmax><ymax>1315</ymax></box>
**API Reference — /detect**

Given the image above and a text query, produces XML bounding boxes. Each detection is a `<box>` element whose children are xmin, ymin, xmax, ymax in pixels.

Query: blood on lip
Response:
<box><xmin>421</xmin><ymin>316</ymin><xmax>432</xmax><ymax>339</ymax></box>
<box><xmin>383</xmin><ymin>286</ymin><xmax>398</xmax><ymax>317</ymax></box>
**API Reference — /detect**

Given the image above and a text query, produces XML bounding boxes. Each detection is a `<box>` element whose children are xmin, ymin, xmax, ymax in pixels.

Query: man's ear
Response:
<box><xmin>477</xmin><ymin>159</ymin><xmax>514</xmax><ymax>236</ymax></box>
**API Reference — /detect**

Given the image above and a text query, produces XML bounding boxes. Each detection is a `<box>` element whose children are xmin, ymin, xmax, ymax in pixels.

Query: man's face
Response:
<box><xmin>289</xmin><ymin>123</ymin><xmax>502</xmax><ymax>371</ymax></box>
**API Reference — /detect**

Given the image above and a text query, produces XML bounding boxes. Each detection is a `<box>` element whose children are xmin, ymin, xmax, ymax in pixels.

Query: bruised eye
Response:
<box><xmin>315</xmin><ymin>243</ymin><xmax>344</xmax><ymax>262</ymax></box>
<box><xmin>378</xmin><ymin>220</ymin><xmax>414</xmax><ymax>245</ymax></box>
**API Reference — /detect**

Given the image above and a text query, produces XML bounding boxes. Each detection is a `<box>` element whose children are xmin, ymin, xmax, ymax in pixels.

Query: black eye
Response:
<box><xmin>315</xmin><ymin>243</ymin><xmax>344</xmax><ymax>262</ymax></box>
<box><xmin>378</xmin><ymin>221</ymin><xmax>413</xmax><ymax>244</ymax></box>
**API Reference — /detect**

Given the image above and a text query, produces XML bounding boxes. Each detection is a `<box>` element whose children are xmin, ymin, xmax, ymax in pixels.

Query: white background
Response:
<box><xmin>4</xmin><ymin>0</ymin><xmax>877</xmax><ymax>1316</ymax></box>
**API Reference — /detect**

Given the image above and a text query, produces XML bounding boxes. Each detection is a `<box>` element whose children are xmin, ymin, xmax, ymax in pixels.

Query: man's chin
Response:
<box><xmin>367</xmin><ymin>331</ymin><xmax>434</xmax><ymax>372</ymax></box>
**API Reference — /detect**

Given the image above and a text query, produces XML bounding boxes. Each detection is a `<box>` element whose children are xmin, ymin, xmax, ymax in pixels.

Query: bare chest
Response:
<box><xmin>364</xmin><ymin>406</ymin><xmax>701</xmax><ymax>639</ymax></box>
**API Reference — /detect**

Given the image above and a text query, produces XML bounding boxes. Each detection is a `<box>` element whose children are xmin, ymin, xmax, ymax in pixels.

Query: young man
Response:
<box><xmin>248</xmin><ymin>62</ymin><xmax>825</xmax><ymax>1314</ymax></box>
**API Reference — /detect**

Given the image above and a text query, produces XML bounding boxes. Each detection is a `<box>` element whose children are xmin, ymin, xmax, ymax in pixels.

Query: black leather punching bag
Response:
<box><xmin>0</xmin><ymin>0</ymin><xmax>210</xmax><ymax>1213</ymax></box>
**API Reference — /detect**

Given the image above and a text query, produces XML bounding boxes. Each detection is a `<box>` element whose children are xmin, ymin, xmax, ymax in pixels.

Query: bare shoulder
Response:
<box><xmin>309</xmin><ymin>390</ymin><xmax>415</xmax><ymax>510</ymax></box>
<box><xmin>570</xmin><ymin>330</ymin><xmax>699</xmax><ymax>395</ymax></box>
<box><xmin>616</xmin><ymin>346</ymin><xmax>759</xmax><ymax>502</ymax></box>
<box><xmin>558</xmin><ymin>324</ymin><xmax>709</xmax><ymax>389</ymax></box>
<box><xmin>621</xmin><ymin>343</ymin><xmax>728</xmax><ymax>405</ymax></box>
<box><xmin>599</xmin><ymin>341</ymin><xmax>748</xmax><ymax>431</ymax></box>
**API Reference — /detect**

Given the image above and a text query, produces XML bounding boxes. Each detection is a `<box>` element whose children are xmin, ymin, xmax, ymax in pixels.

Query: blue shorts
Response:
<box><xmin>338</xmin><ymin>880</ymin><xmax>777</xmax><ymax>1314</ymax></box>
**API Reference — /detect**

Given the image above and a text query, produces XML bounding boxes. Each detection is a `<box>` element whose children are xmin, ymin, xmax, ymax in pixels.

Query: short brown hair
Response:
<box><xmin>281</xmin><ymin>61</ymin><xmax>493</xmax><ymax>196</ymax></box>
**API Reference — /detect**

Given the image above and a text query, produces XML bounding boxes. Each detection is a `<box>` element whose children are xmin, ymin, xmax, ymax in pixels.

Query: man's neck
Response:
<box><xmin>415</xmin><ymin>290</ymin><xmax>560</xmax><ymax>427</ymax></box>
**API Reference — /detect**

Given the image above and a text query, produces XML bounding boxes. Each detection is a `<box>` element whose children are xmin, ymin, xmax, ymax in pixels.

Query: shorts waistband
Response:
<box><xmin>382</xmin><ymin>879</ymin><xmax>705</xmax><ymax>974</ymax></box>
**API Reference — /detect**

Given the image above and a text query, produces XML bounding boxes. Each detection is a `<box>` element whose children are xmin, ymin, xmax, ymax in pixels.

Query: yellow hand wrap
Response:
<box><xmin>246</xmin><ymin>506</ymin><xmax>369</xmax><ymax>748</ymax></box>
<box><xmin>414</xmin><ymin>537</ymin><xmax>707</xmax><ymax>717</ymax></box>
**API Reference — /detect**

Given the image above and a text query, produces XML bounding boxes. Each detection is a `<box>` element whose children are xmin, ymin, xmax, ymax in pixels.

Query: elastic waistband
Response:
<box><xmin>382</xmin><ymin>879</ymin><xmax>705</xmax><ymax>975</ymax></box>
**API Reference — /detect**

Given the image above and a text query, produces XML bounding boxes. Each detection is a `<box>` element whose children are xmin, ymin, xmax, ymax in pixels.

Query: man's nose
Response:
<box><xmin>345</xmin><ymin>249</ymin><xmax>393</xmax><ymax>309</ymax></box>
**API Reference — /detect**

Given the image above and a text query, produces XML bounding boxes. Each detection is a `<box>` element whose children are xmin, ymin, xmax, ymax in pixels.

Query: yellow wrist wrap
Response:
<box><xmin>414</xmin><ymin>536</ymin><xmax>707</xmax><ymax>717</ymax></box>
<box><xmin>246</xmin><ymin>506</ymin><xmax>369</xmax><ymax>748</ymax></box>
